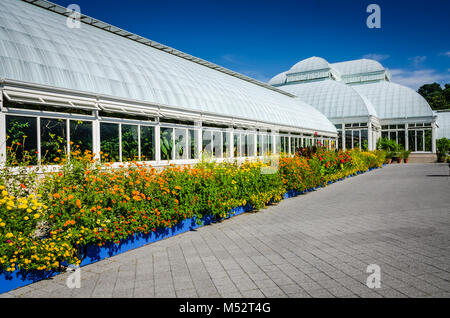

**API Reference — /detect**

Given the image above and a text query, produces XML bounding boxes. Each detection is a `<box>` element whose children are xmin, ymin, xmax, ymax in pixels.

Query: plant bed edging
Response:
<box><xmin>0</xmin><ymin>165</ymin><xmax>382</xmax><ymax>294</ymax></box>
<box><xmin>0</xmin><ymin>204</ymin><xmax>253</xmax><ymax>294</ymax></box>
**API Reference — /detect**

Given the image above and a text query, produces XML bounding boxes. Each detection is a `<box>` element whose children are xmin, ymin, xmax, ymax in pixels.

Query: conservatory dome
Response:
<box><xmin>352</xmin><ymin>82</ymin><xmax>435</xmax><ymax>120</ymax></box>
<box><xmin>288</xmin><ymin>56</ymin><xmax>331</xmax><ymax>74</ymax></box>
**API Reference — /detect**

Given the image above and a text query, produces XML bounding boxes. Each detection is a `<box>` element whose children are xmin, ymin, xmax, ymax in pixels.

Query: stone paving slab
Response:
<box><xmin>2</xmin><ymin>163</ymin><xmax>450</xmax><ymax>298</ymax></box>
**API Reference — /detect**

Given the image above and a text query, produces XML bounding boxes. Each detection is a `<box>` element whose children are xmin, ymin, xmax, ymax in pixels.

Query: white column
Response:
<box><xmin>0</xmin><ymin>92</ymin><xmax>6</xmax><ymax>166</ymax></box>
<box><xmin>194</xmin><ymin>120</ymin><xmax>202</xmax><ymax>160</ymax></box>
<box><xmin>368</xmin><ymin>123</ymin><xmax>373</xmax><ymax>150</ymax></box>
<box><xmin>342</xmin><ymin>126</ymin><xmax>346</xmax><ymax>151</ymax></box>
<box><xmin>405</xmin><ymin>123</ymin><xmax>409</xmax><ymax>151</ymax></box>
<box><xmin>92</xmin><ymin>110</ymin><xmax>101</xmax><ymax>161</ymax></box>
<box><xmin>155</xmin><ymin>120</ymin><xmax>161</xmax><ymax>163</ymax></box>
<box><xmin>431</xmin><ymin>121</ymin><xmax>437</xmax><ymax>153</ymax></box>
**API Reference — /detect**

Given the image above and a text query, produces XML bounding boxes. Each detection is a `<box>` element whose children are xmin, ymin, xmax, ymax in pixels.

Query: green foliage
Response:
<box><xmin>376</xmin><ymin>137</ymin><xmax>404</xmax><ymax>160</ymax></box>
<box><xmin>436</xmin><ymin>138</ymin><xmax>450</xmax><ymax>162</ymax></box>
<box><xmin>0</xmin><ymin>148</ymin><xmax>384</xmax><ymax>273</ymax></box>
<box><xmin>417</xmin><ymin>82</ymin><xmax>450</xmax><ymax>110</ymax></box>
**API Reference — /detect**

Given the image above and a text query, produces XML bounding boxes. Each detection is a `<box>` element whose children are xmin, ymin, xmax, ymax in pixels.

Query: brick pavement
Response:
<box><xmin>2</xmin><ymin>163</ymin><xmax>449</xmax><ymax>298</ymax></box>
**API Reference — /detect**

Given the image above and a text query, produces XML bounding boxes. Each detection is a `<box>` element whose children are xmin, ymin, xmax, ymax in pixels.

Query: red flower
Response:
<box><xmin>20</xmin><ymin>183</ymin><xmax>26</xmax><ymax>189</ymax></box>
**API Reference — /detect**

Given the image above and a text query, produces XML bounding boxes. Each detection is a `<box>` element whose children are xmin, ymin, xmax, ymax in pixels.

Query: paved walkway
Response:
<box><xmin>2</xmin><ymin>163</ymin><xmax>450</xmax><ymax>298</ymax></box>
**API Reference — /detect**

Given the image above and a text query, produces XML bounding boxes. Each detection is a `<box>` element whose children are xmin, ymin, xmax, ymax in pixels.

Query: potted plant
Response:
<box><xmin>402</xmin><ymin>149</ymin><xmax>411</xmax><ymax>163</ymax></box>
<box><xmin>385</xmin><ymin>151</ymin><xmax>392</xmax><ymax>164</ymax></box>
<box><xmin>436</xmin><ymin>138</ymin><xmax>450</xmax><ymax>163</ymax></box>
<box><xmin>393</xmin><ymin>151</ymin><xmax>402</xmax><ymax>163</ymax></box>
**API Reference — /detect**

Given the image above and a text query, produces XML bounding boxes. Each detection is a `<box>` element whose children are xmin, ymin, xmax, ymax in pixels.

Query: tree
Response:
<box><xmin>417</xmin><ymin>82</ymin><xmax>450</xmax><ymax>110</ymax></box>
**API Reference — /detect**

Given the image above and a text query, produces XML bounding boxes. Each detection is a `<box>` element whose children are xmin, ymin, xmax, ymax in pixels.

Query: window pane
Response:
<box><xmin>247</xmin><ymin>133</ymin><xmax>254</xmax><ymax>157</ymax></box>
<box><xmin>189</xmin><ymin>129</ymin><xmax>197</xmax><ymax>159</ymax></box>
<box><xmin>122</xmin><ymin>124</ymin><xmax>138</xmax><ymax>161</ymax></box>
<box><xmin>353</xmin><ymin>130</ymin><xmax>360</xmax><ymax>149</ymax></box>
<box><xmin>417</xmin><ymin>130</ymin><xmax>423</xmax><ymax>152</ymax></box>
<box><xmin>262</xmin><ymin>135</ymin><xmax>268</xmax><ymax>155</ymax></box>
<box><xmin>175</xmin><ymin>128</ymin><xmax>187</xmax><ymax>160</ymax></box>
<box><xmin>70</xmin><ymin>120</ymin><xmax>92</xmax><ymax>156</ymax></box>
<box><xmin>256</xmin><ymin>135</ymin><xmax>261</xmax><ymax>156</ymax></box>
<box><xmin>202</xmin><ymin>130</ymin><xmax>212</xmax><ymax>157</ymax></box>
<box><xmin>160</xmin><ymin>127</ymin><xmax>173</xmax><ymax>160</ymax></box>
<box><xmin>408</xmin><ymin>130</ymin><xmax>416</xmax><ymax>152</ymax></box>
<box><xmin>425</xmin><ymin>129</ymin><xmax>432</xmax><ymax>152</ymax></box>
<box><xmin>361</xmin><ymin>129</ymin><xmax>368</xmax><ymax>150</ymax></box>
<box><xmin>41</xmin><ymin>118</ymin><xmax>66</xmax><ymax>164</ymax></box>
<box><xmin>242</xmin><ymin>134</ymin><xmax>248</xmax><ymax>157</ymax></box>
<box><xmin>338</xmin><ymin>131</ymin><xmax>343</xmax><ymax>149</ymax></box>
<box><xmin>345</xmin><ymin>130</ymin><xmax>352</xmax><ymax>149</ymax></box>
<box><xmin>213</xmin><ymin>131</ymin><xmax>221</xmax><ymax>158</ymax></box>
<box><xmin>140</xmin><ymin>126</ymin><xmax>155</xmax><ymax>161</ymax></box>
<box><xmin>397</xmin><ymin>130</ymin><xmax>405</xmax><ymax>148</ymax></box>
<box><xmin>100</xmin><ymin>123</ymin><xmax>120</xmax><ymax>162</ymax></box>
<box><xmin>233</xmin><ymin>133</ymin><xmax>239</xmax><ymax>157</ymax></box>
<box><xmin>5</xmin><ymin>115</ymin><xmax>38</xmax><ymax>165</ymax></box>
<box><xmin>222</xmin><ymin>131</ymin><xmax>229</xmax><ymax>158</ymax></box>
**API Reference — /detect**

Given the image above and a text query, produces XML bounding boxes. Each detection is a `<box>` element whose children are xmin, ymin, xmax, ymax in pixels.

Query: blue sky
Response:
<box><xmin>52</xmin><ymin>0</ymin><xmax>450</xmax><ymax>90</ymax></box>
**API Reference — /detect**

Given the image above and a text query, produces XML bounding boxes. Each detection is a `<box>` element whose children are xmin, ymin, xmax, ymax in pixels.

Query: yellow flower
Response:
<box><xmin>1</xmin><ymin>190</ymin><xmax>7</xmax><ymax>196</ymax></box>
<box><xmin>0</xmin><ymin>222</ymin><xmax>5</xmax><ymax>227</ymax></box>
<box><xmin>24</xmin><ymin>216</ymin><xmax>29</xmax><ymax>221</ymax></box>
<box><xmin>33</xmin><ymin>213</ymin><xmax>40</xmax><ymax>219</ymax></box>
<box><xmin>5</xmin><ymin>233</ymin><xmax>13</xmax><ymax>239</ymax></box>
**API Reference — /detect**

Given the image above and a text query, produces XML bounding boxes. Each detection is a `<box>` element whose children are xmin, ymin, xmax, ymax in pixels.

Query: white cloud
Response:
<box><xmin>439</xmin><ymin>51</ymin><xmax>450</xmax><ymax>57</ymax></box>
<box><xmin>408</xmin><ymin>55</ymin><xmax>427</xmax><ymax>67</ymax></box>
<box><xmin>389</xmin><ymin>68</ymin><xmax>450</xmax><ymax>90</ymax></box>
<box><xmin>362</xmin><ymin>53</ymin><xmax>390</xmax><ymax>61</ymax></box>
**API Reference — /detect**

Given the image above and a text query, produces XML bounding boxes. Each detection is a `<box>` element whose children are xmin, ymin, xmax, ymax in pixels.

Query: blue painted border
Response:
<box><xmin>0</xmin><ymin>166</ymin><xmax>381</xmax><ymax>294</ymax></box>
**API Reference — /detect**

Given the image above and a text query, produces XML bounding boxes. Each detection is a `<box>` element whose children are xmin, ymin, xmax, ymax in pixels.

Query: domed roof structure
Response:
<box><xmin>288</xmin><ymin>56</ymin><xmax>330</xmax><ymax>74</ymax></box>
<box><xmin>278</xmin><ymin>80</ymin><xmax>378</xmax><ymax>120</ymax></box>
<box><xmin>352</xmin><ymin>82</ymin><xmax>435</xmax><ymax>119</ymax></box>
<box><xmin>331</xmin><ymin>59</ymin><xmax>385</xmax><ymax>76</ymax></box>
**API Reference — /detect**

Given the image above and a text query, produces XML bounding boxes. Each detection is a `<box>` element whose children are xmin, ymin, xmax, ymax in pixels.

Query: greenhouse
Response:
<box><xmin>270</xmin><ymin>57</ymin><xmax>437</xmax><ymax>153</ymax></box>
<box><xmin>0</xmin><ymin>0</ymin><xmax>338</xmax><ymax>167</ymax></box>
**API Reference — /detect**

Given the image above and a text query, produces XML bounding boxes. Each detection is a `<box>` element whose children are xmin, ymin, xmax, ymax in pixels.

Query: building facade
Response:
<box><xmin>0</xmin><ymin>0</ymin><xmax>338</xmax><ymax>167</ymax></box>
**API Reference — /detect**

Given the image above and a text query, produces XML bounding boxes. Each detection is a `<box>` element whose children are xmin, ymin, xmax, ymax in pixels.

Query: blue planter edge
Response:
<box><xmin>0</xmin><ymin>165</ymin><xmax>382</xmax><ymax>294</ymax></box>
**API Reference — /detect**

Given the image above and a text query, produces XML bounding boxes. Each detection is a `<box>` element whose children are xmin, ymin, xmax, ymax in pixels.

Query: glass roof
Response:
<box><xmin>288</xmin><ymin>57</ymin><xmax>330</xmax><ymax>74</ymax></box>
<box><xmin>277</xmin><ymin>80</ymin><xmax>378</xmax><ymax>119</ymax></box>
<box><xmin>352</xmin><ymin>82</ymin><xmax>435</xmax><ymax>120</ymax></box>
<box><xmin>435</xmin><ymin>111</ymin><xmax>450</xmax><ymax>139</ymax></box>
<box><xmin>331</xmin><ymin>59</ymin><xmax>385</xmax><ymax>76</ymax></box>
<box><xmin>0</xmin><ymin>0</ymin><xmax>336</xmax><ymax>134</ymax></box>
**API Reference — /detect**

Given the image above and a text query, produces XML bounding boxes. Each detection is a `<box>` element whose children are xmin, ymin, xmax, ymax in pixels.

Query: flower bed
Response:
<box><xmin>0</xmin><ymin>148</ymin><xmax>385</xmax><ymax>292</ymax></box>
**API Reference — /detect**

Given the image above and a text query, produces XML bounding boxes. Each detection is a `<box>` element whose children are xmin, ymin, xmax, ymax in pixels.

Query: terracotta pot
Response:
<box><xmin>404</xmin><ymin>158</ymin><xmax>409</xmax><ymax>164</ymax></box>
<box><xmin>387</xmin><ymin>158</ymin><xmax>392</xmax><ymax>164</ymax></box>
<box><xmin>396</xmin><ymin>158</ymin><xmax>402</xmax><ymax>163</ymax></box>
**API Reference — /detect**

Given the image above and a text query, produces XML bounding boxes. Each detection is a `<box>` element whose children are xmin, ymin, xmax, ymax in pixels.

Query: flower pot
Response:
<box><xmin>387</xmin><ymin>158</ymin><xmax>392</xmax><ymax>164</ymax></box>
<box><xmin>396</xmin><ymin>158</ymin><xmax>402</xmax><ymax>163</ymax></box>
<box><xmin>404</xmin><ymin>158</ymin><xmax>409</xmax><ymax>164</ymax></box>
